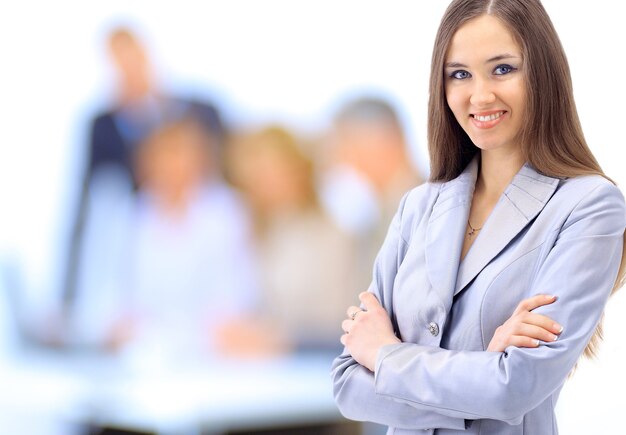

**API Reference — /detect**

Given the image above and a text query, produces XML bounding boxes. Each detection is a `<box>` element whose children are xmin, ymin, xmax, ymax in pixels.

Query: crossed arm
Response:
<box><xmin>342</xmin><ymin>292</ymin><xmax>561</xmax><ymax>373</ymax></box>
<box><xmin>333</xmin><ymin>292</ymin><xmax>562</xmax><ymax>430</ymax></box>
<box><xmin>331</xmin><ymin>182</ymin><xmax>625</xmax><ymax>428</ymax></box>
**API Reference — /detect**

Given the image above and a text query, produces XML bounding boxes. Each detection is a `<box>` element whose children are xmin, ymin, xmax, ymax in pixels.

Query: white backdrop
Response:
<box><xmin>0</xmin><ymin>1</ymin><xmax>624</xmax><ymax>432</ymax></box>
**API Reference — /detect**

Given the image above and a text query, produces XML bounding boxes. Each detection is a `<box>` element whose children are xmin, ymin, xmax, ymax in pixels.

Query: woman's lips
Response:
<box><xmin>470</xmin><ymin>110</ymin><xmax>507</xmax><ymax>129</ymax></box>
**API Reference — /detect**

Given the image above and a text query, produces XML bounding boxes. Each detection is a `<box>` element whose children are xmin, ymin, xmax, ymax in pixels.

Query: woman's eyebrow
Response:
<box><xmin>445</xmin><ymin>61</ymin><xmax>467</xmax><ymax>68</ymax></box>
<box><xmin>486</xmin><ymin>53</ymin><xmax>520</xmax><ymax>63</ymax></box>
<box><xmin>444</xmin><ymin>53</ymin><xmax>521</xmax><ymax>69</ymax></box>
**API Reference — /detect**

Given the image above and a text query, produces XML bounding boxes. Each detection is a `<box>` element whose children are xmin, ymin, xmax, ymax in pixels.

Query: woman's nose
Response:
<box><xmin>469</xmin><ymin>79</ymin><xmax>496</xmax><ymax>107</ymax></box>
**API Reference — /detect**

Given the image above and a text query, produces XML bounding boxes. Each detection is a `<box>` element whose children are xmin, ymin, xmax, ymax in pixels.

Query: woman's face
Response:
<box><xmin>444</xmin><ymin>14</ymin><xmax>526</xmax><ymax>156</ymax></box>
<box><xmin>235</xmin><ymin>143</ymin><xmax>307</xmax><ymax>211</ymax></box>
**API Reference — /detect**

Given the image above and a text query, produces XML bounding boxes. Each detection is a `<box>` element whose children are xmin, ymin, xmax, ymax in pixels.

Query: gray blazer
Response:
<box><xmin>331</xmin><ymin>158</ymin><xmax>626</xmax><ymax>434</ymax></box>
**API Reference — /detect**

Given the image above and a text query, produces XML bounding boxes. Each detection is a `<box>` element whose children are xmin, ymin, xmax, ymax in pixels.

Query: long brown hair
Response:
<box><xmin>427</xmin><ymin>0</ymin><xmax>626</xmax><ymax>359</ymax></box>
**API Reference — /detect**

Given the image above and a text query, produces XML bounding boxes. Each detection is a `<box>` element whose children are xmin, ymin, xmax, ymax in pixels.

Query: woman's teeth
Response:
<box><xmin>474</xmin><ymin>111</ymin><xmax>504</xmax><ymax>122</ymax></box>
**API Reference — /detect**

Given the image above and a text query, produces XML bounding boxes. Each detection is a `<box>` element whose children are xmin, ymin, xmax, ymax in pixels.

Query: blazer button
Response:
<box><xmin>428</xmin><ymin>322</ymin><xmax>439</xmax><ymax>336</ymax></box>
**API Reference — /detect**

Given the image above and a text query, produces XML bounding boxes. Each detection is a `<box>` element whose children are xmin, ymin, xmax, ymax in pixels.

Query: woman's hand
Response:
<box><xmin>487</xmin><ymin>294</ymin><xmax>563</xmax><ymax>352</ymax></box>
<box><xmin>341</xmin><ymin>292</ymin><xmax>401</xmax><ymax>372</ymax></box>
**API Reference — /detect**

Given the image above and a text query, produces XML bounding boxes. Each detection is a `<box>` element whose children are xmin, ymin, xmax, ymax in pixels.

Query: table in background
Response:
<box><xmin>0</xmin><ymin>347</ymin><xmax>353</xmax><ymax>435</ymax></box>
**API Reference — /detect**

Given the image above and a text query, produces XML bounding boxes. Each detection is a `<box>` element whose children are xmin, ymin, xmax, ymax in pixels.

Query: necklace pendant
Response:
<box><xmin>467</xmin><ymin>219</ymin><xmax>481</xmax><ymax>238</ymax></box>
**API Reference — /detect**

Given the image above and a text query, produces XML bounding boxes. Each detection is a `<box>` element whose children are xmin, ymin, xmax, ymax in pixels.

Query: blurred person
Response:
<box><xmin>321</xmin><ymin>97</ymin><xmax>424</xmax><ymax>290</ymax></box>
<box><xmin>227</xmin><ymin>126</ymin><xmax>358</xmax><ymax>351</ymax></box>
<box><xmin>61</xmin><ymin>26</ymin><xmax>225</xmax><ymax>327</ymax></box>
<box><xmin>71</xmin><ymin>119</ymin><xmax>266</xmax><ymax>361</ymax></box>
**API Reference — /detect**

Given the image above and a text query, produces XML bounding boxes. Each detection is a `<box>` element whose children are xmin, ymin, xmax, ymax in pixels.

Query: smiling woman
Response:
<box><xmin>444</xmin><ymin>15</ymin><xmax>526</xmax><ymax>155</ymax></box>
<box><xmin>331</xmin><ymin>1</ymin><xmax>626</xmax><ymax>434</ymax></box>
<box><xmin>442</xmin><ymin>14</ymin><xmax>529</xmax><ymax>260</ymax></box>
<box><xmin>0</xmin><ymin>1</ymin><xmax>625</xmax><ymax>434</ymax></box>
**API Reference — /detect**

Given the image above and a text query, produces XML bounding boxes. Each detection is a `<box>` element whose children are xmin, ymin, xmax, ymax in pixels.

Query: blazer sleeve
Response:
<box><xmin>372</xmin><ymin>181</ymin><xmax>626</xmax><ymax>425</ymax></box>
<box><xmin>331</xmin><ymin>191</ymin><xmax>468</xmax><ymax>431</ymax></box>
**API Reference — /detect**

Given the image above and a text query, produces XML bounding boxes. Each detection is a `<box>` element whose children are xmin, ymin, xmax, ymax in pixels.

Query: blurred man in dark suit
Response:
<box><xmin>62</xmin><ymin>27</ymin><xmax>225</xmax><ymax>318</ymax></box>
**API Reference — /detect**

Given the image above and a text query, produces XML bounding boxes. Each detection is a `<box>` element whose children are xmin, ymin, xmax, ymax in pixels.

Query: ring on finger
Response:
<box><xmin>351</xmin><ymin>309</ymin><xmax>363</xmax><ymax>320</ymax></box>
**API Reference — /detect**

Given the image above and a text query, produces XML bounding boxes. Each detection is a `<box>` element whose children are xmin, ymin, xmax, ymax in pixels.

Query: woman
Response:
<box><xmin>331</xmin><ymin>1</ymin><xmax>626</xmax><ymax>434</ymax></box>
<box><xmin>228</xmin><ymin>126</ymin><xmax>357</xmax><ymax>350</ymax></box>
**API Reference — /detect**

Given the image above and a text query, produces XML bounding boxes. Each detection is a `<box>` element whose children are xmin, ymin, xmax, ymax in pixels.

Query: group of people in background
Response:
<box><xmin>53</xmin><ymin>26</ymin><xmax>423</xmax><ymax>363</ymax></box>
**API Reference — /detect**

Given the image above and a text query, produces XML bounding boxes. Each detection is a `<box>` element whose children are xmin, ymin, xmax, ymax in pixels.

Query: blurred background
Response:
<box><xmin>0</xmin><ymin>1</ymin><xmax>624</xmax><ymax>434</ymax></box>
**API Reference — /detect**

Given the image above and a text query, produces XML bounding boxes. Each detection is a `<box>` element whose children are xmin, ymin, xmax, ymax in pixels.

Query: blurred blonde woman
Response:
<box><xmin>228</xmin><ymin>126</ymin><xmax>358</xmax><ymax>351</ymax></box>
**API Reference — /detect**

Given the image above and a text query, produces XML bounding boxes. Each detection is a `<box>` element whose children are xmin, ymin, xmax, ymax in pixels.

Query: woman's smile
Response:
<box><xmin>470</xmin><ymin>110</ymin><xmax>508</xmax><ymax>129</ymax></box>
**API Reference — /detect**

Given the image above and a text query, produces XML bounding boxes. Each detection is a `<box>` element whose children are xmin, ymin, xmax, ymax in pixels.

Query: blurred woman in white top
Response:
<box><xmin>72</xmin><ymin>118</ymin><xmax>263</xmax><ymax>363</ymax></box>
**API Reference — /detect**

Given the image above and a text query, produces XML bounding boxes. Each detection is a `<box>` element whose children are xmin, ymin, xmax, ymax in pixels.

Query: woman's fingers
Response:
<box><xmin>341</xmin><ymin>319</ymin><xmax>353</xmax><ymax>334</ymax></box>
<box><xmin>488</xmin><ymin>297</ymin><xmax>564</xmax><ymax>352</ymax></box>
<box><xmin>359</xmin><ymin>292</ymin><xmax>381</xmax><ymax>311</ymax></box>
<box><xmin>346</xmin><ymin>305</ymin><xmax>363</xmax><ymax>319</ymax></box>
<box><xmin>513</xmin><ymin>323</ymin><xmax>560</xmax><ymax>343</ymax></box>
<box><xmin>507</xmin><ymin>335</ymin><xmax>541</xmax><ymax>348</ymax></box>
<box><xmin>523</xmin><ymin>312</ymin><xmax>564</xmax><ymax>335</ymax></box>
<box><xmin>513</xmin><ymin>294</ymin><xmax>557</xmax><ymax>315</ymax></box>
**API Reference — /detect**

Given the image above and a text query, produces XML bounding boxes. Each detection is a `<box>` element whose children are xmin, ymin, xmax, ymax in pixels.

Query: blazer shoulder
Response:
<box><xmin>394</xmin><ymin>182</ymin><xmax>441</xmax><ymax>238</ymax></box>
<box><xmin>401</xmin><ymin>182</ymin><xmax>441</xmax><ymax>215</ymax></box>
<box><xmin>558</xmin><ymin>175</ymin><xmax>625</xmax><ymax>209</ymax></box>
<box><xmin>551</xmin><ymin>175</ymin><xmax>626</xmax><ymax>235</ymax></box>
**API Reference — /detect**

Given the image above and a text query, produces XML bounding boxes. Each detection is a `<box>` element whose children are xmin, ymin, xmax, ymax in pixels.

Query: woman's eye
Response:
<box><xmin>450</xmin><ymin>70</ymin><xmax>471</xmax><ymax>80</ymax></box>
<box><xmin>494</xmin><ymin>64</ymin><xmax>516</xmax><ymax>75</ymax></box>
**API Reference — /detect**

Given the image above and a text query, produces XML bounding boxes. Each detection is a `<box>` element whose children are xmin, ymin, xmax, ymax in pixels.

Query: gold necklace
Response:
<box><xmin>467</xmin><ymin>219</ymin><xmax>482</xmax><ymax>238</ymax></box>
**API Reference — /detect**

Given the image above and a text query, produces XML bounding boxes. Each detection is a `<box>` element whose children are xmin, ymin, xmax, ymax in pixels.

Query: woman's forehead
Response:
<box><xmin>445</xmin><ymin>15</ymin><xmax>522</xmax><ymax>65</ymax></box>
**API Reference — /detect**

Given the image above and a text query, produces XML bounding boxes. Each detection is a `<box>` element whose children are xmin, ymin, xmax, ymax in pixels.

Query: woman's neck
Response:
<box><xmin>476</xmin><ymin>149</ymin><xmax>525</xmax><ymax>200</ymax></box>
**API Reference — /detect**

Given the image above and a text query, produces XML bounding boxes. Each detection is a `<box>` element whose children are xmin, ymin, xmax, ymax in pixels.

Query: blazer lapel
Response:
<box><xmin>454</xmin><ymin>163</ymin><xmax>560</xmax><ymax>295</ymax></box>
<box><xmin>425</xmin><ymin>158</ymin><xmax>478</xmax><ymax>315</ymax></box>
